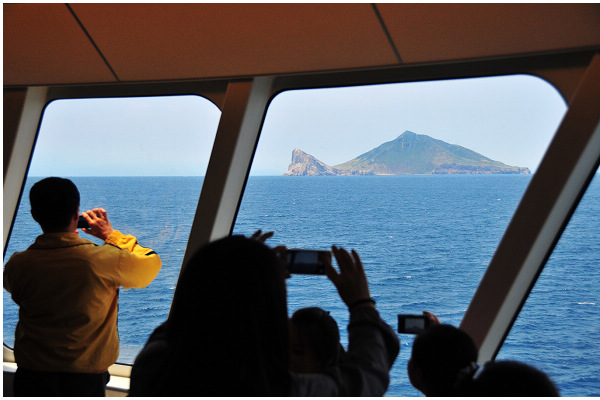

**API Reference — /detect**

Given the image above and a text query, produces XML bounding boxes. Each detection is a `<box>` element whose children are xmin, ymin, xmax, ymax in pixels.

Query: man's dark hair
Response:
<box><xmin>456</xmin><ymin>360</ymin><xmax>560</xmax><ymax>396</ymax></box>
<box><xmin>30</xmin><ymin>177</ymin><xmax>80</xmax><ymax>232</ymax></box>
<box><xmin>291</xmin><ymin>307</ymin><xmax>341</xmax><ymax>369</ymax></box>
<box><xmin>410</xmin><ymin>324</ymin><xmax>478</xmax><ymax>396</ymax></box>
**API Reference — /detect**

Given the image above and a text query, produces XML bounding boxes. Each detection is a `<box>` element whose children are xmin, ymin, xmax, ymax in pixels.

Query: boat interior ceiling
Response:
<box><xmin>3</xmin><ymin>3</ymin><xmax>600</xmax><ymax>396</ymax></box>
<box><xmin>3</xmin><ymin>4</ymin><xmax>600</xmax><ymax>89</ymax></box>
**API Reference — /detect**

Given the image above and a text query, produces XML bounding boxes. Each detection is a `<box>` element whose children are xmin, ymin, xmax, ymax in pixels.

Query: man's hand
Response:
<box><xmin>81</xmin><ymin>208</ymin><xmax>114</xmax><ymax>241</ymax></box>
<box><xmin>423</xmin><ymin>310</ymin><xmax>441</xmax><ymax>325</ymax></box>
<box><xmin>249</xmin><ymin>229</ymin><xmax>275</xmax><ymax>243</ymax></box>
<box><xmin>324</xmin><ymin>246</ymin><xmax>373</xmax><ymax>309</ymax></box>
<box><xmin>248</xmin><ymin>230</ymin><xmax>291</xmax><ymax>279</ymax></box>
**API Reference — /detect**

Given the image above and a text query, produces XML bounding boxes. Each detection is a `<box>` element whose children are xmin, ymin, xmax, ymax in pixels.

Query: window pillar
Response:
<box><xmin>3</xmin><ymin>87</ymin><xmax>48</xmax><ymax>251</ymax></box>
<box><xmin>461</xmin><ymin>55</ymin><xmax>600</xmax><ymax>362</ymax></box>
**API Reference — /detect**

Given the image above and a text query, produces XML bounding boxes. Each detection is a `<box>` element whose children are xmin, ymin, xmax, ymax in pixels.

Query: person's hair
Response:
<box><xmin>157</xmin><ymin>235</ymin><xmax>290</xmax><ymax>396</ymax></box>
<box><xmin>30</xmin><ymin>177</ymin><xmax>79</xmax><ymax>232</ymax></box>
<box><xmin>456</xmin><ymin>360</ymin><xmax>559</xmax><ymax>396</ymax></box>
<box><xmin>290</xmin><ymin>307</ymin><xmax>341</xmax><ymax>370</ymax></box>
<box><xmin>410</xmin><ymin>324</ymin><xmax>478</xmax><ymax>396</ymax></box>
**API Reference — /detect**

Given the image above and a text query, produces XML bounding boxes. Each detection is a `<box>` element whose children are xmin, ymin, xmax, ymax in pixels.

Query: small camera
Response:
<box><xmin>398</xmin><ymin>314</ymin><xmax>430</xmax><ymax>334</ymax></box>
<box><xmin>77</xmin><ymin>215</ymin><xmax>90</xmax><ymax>229</ymax></box>
<box><xmin>286</xmin><ymin>249</ymin><xmax>330</xmax><ymax>275</ymax></box>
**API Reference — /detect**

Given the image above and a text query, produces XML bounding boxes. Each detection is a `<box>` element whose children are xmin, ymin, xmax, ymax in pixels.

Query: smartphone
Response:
<box><xmin>286</xmin><ymin>249</ymin><xmax>330</xmax><ymax>275</ymax></box>
<box><xmin>398</xmin><ymin>314</ymin><xmax>430</xmax><ymax>334</ymax></box>
<box><xmin>77</xmin><ymin>215</ymin><xmax>90</xmax><ymax>229</ymax></box>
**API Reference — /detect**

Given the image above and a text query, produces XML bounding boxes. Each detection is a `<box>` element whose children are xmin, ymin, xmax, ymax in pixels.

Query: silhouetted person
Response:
<box><xmin>455</xmin><ymin>359</ymin><xmax>560</xmax><ymax>396</ymax></box>
<box><xmin>129</xmin><ymin>234</ymin><xmax>399</xmax><ymax>396</ymax></box>
<box><xmin>407</xmin><ymin>323</ymin><xmax>478</xmax><ymax>396</ymax></box>
<box><xmin>4</xmin><ymin>177</ymin><xmax>162</xmax><ymax>396</ymax></box>
<box><xmin>289</xmin><ymin>307</ymin><xmax>345</xmax><ymax>373</ymax></box>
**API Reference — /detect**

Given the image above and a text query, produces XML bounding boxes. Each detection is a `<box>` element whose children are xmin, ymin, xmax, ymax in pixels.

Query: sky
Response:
<box><xmin>28</xmin><ymin>74</ymin><xmax>568</xmax><ymax>177</ymax></box>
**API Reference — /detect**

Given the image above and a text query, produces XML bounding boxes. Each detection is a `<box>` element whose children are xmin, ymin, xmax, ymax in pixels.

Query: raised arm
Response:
<box><xmin>83</xmin><ymin>208</ymin><xmax>161</xmax><ymax>288</ymax></box>
<box><xmin>325</xmin><ymin>246</ymin><xmax>374</xmax><ymax>309</ymax></box>
<box><xmin>292</xmin><ymin>246</ymin><xmax>400</xmax><ymax>396</ymax></box>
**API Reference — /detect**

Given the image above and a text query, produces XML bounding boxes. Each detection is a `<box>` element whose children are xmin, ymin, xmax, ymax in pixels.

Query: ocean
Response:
<box><xmin>3</xmin><ymin>175</ymin><xmax>599</xmax><ymax>396</ymax></box>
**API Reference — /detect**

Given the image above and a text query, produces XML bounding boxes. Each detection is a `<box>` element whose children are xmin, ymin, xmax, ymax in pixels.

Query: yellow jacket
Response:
<box><xmin>3</xmin><ymin>230</ymin><xmax>162</xmax><ymax>373</ymax></box>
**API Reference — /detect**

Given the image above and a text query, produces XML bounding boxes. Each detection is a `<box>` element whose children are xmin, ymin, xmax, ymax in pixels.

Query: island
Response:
<box><xmin>284</xmin><ymin>131</ymin><xmax>531</xmax><ymax>176</ymax></box>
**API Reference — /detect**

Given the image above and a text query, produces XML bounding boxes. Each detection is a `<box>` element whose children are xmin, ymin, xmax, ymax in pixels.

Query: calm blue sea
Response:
<box><xmin>3</xmin><ymin>175</ymin><xmax>599</xmax><ymax>396</ymax></box>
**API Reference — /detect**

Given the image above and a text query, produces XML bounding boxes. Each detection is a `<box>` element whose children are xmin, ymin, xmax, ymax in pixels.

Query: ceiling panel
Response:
<box><xmin>3</xmin><ymin>4</ymin><xmax>117</xmax><ymax>86</ymax></box>
<box><xmin>70</xmin><ymin>3</ymin><xmax>398</xmax><ymax>82</ymax></box>
<box><xmin>4</xmin><ymin>4</ymin><xmax>600</xmax><ymax>87</ymax></box>
<box><xmin>379</xmin><ymin>4</ymin><xmax>600</xmax><ymax>64</ymax></box>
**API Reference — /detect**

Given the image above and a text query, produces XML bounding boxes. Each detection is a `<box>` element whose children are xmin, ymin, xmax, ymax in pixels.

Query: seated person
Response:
<box><xmin>455</xmin><ymin>359</ymin><xmax>560</xmax><ymax>396</ymax></box>
<box><xmin>129</xmin><ymin>233</ymin><xmax>400</xmax><ymax>396</ymax></box>
<box><xmin>289</xmin><ymin>307</ymin><xmax>345</xmax><ymax>373</ymax></box>
<box><xmin>407</xmin><ymin>322</ymin><xmax>478</xmax><ymax>396</ymax></box>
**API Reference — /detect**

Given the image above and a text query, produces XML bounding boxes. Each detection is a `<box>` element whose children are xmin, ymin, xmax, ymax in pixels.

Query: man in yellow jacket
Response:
<box><xmin>4</xmin><ymin>177</ymin><xmax>162</xmax><ymax>396</ymax></box>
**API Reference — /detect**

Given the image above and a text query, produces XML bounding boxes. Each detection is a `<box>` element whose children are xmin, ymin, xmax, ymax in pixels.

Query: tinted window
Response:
<box><xmin>233</xmin><ymin>75</ymin><xmax>581</xmax><ymax>396</ymax></box>
<box><xmin>3</xmin><ymin>95</ymin><xmax>221</xmax><ymax>363</ymax></box>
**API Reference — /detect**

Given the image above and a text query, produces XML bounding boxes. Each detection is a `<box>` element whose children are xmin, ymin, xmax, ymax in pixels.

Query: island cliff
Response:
<box><xmin>284</xmin><ymin>149</ymin><xmax>339</xmax><ymax>176</ymax></box>
<box><xmin>284</xmin><ymin>149</ymin><xmax>373</xmax><ymax>176</ymax></box>
<box><xmin>284</xmin><ymin>131</ymin><xmax>531</xmax><ymax>176</ymax></box>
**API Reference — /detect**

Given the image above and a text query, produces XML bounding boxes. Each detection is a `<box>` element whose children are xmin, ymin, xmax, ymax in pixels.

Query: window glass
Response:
<box><xmin>3</xmin><ymin>95</ymin><xmax>221</xmax><ymax>363</ymax></box>
<box><xmin>497</xmin><ymin>168</ymin><xmax>599</xmax><ymax>397</ymax></box>
<box><xmin>233</xmin><ymin>75</ymin><xmax>578</xmax><ymax>396</ymax></box>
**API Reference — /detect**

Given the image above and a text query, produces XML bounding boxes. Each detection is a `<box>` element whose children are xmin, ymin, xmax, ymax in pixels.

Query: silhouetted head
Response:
<box><xmin>456</xmin><ymin>360</ymin><xmax>559</xmax><ymax>396</ymax></box>
<box><xmin>164</xmin><ymin>235</ymin><xmax>290</xmax><ymax>396</ymax></box>
<box><xmin>407</xmin><ymin>324</ymin><xmax>478</xmax><ymax>396</ymax></box>
<box><xmin>30</xmin><ymin>177</ymin><xmax>79</xmax><ymax>233</ymax></box>
<box><xmin>289</xmin><ymin>307</ymin><xmax>341</xmax><ymax>373</ymax></box>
